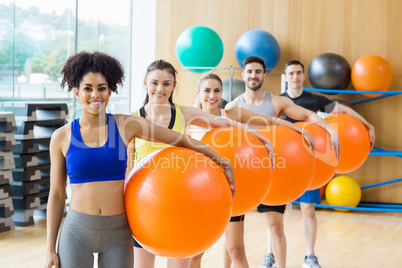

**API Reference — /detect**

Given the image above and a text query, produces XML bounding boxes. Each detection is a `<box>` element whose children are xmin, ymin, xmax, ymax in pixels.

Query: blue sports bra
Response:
<box><xmin>66</xmin><ymin>113</ymin><xmax>127</xmax><ymax>184</ymax></box>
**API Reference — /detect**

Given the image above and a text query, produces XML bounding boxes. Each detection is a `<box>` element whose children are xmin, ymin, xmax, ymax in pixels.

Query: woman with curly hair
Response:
<box><xmin>44</xmin><ymin>51</ymin><xmax>235</xmax><ymax>268</ymax></box>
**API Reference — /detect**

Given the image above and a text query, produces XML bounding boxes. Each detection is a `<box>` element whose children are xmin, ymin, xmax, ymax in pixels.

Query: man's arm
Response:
<box><xmin>225</xmin><ymin>97</ymin><xmax>239</xmax><ymax>110</ymax></box>
<box><xmin>331</xmin><ymin>102</ymin><xmax>375</xmax><ymax>148</ymax></box>
<box><xmin>226</xmin><ymin>106</ymin><xmax>316</xmax><ymax>152</ymax></box>
<box><xmin>273</xmin><ymin>95</ymin><xmax>317</xmax><ymax>120</ymax></box>
<box><xmin>273</xmin><ymin>95</ymin><xmax>340</xmax><ymax>158</ymax></box>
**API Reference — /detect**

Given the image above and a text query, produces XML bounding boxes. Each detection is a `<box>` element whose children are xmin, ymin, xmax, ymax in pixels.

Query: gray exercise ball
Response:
<box><xmin>308</xmin><ymin>53</ymin><xmax>351</xmax><ymax>95</ymax></box>
<box><xmin>333</xmin><ymin>99</ymin><xmax>355</xmax><ymax>111</ymax></box>
<box><xmin>218</xmin><ymin>99</ymin><xmax>228</xmax><ymax>109</ymax></box>
<box><xmin>222</xmin><ymin>78</ymin><xmax>246</xmax><ymax>102</ymax></box>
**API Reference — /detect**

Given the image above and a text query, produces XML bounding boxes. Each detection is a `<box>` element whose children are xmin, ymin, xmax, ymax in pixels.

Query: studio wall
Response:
<box><xmin>155</xmin><ymin>0</ymin><xmax>402</xmax><ymax>203</ymax></box>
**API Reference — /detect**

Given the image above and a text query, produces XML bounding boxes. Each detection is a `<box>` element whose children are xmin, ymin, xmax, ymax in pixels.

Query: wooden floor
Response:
<box><xmin>1</xmin><ymin>205</ymin><xmax>402</xmax><ymax>267</ymax></box>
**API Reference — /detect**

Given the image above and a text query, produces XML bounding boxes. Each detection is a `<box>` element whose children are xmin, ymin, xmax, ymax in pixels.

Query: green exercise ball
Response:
<box><xmin>175</xmin><ymin>26</ymin><xmax>224</xmax><ymax>73</ymax></box>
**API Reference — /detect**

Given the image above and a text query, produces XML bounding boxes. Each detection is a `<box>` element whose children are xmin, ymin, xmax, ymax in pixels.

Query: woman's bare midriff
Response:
<box><xmin>69</xmin><ymin>180</ymin><xmax>126</xmax><ymax>216</ymax></box>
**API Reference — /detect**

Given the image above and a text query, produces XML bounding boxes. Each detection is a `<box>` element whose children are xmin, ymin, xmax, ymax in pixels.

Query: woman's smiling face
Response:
<box><xmin>144</xmin><ymin>69</ymin><xmax>176</xmax><ymax>104</ymax></box>
<box><xmin>75</xmin><ymin>72</ymin><xmax>111</xmax><ymax>115</ymax></box>
<box><xmin>198</xmin><ymin>78</ymin><xmax>223</xmax><ymax>110</ymax></box>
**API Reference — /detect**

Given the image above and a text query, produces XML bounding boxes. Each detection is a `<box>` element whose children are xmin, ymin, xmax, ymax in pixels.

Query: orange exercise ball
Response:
<box><xmin>325</xmin><ymin>175</ymin><xmax>362</xmax><ymax>211</ymax></box>
<box><xmin>125</xmin><ymin>147</ymin><xmax>232</xmax><ymax>258</ymax></box>
<box><xmin>295</xmin><ymin>122</ymin><xmax>338</xmax><ymax>190</ymax></box>
<box><xmin>351</xmin><ymin>55</ymin><xmax>393</xmax><ymax>97</ymax></box>
<box><xmin>256</xmin><ymin>125</ymin><xmax>315</xmax><ymax>205</ymax></box>
<box><xmin>201</xmin><ymin>127</ymin><xmax>272</xmax><ymax>216</ymax></box>
<box><xmin>325</xmin><ymin>114</ymin><xmax>370</xmax><ymax>173</ymax></box>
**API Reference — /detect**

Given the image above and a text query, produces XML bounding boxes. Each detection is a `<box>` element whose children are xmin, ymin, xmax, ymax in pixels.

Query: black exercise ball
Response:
<box><xmin>308</xmin><ymin>53</ymin><xmax>351</xmax><ymax>95</ymax></box>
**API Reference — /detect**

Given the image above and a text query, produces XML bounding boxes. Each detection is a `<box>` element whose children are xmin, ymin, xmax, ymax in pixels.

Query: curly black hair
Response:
<box><xmin>60</xmin><ymin>51</ymin><xmax>124</xmax><ymax>93</ymax></box>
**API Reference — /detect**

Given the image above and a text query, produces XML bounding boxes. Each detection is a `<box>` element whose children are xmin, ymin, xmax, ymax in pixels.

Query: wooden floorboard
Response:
<box><xmin>1</xmin><ymin>205</ymin><xmax>402</xmax><ymax>267</ymax></box>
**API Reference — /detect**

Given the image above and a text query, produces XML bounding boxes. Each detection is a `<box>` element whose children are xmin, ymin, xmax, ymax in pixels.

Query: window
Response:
<box><xmin>0</xmin><ymin>0</ymin><xmax>132</xmax><ymax>117</ymax></box>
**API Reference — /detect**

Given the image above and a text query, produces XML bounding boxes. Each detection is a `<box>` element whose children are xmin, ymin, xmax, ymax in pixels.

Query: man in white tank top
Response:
<box><xmin>226</xmin><ymin>56</ymin><xmax>340</xmax><ymax>268</ymax></box>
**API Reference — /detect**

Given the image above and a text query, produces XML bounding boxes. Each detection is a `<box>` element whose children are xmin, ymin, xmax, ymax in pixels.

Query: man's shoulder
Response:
<box><xmin>226</xmin><ymin>97</ymin><xmax>240</xmax><ymax>109</ymax></box>
<box><xmin>271</xmin><ymin>93</ymin><xmax>288</xmax><ymax>101</ymax></box>
<box><xmin>305</xmin><ymin>91</ymin><xmax>317</xmax><ymax>96</ymax></box>
<box><xmin>270</xmin><ymin>93</ymin><xmax>293</xmax><ymax>108</ymax></box>
<box><xmin>225</xmin><ymin>97</ymin><xmax>239</xmax><ymax>110</ymax></box>
<box><xmin>302</xmin><ymin>90</ymin><xmax>327</xmax><ymax>99</ymax></box>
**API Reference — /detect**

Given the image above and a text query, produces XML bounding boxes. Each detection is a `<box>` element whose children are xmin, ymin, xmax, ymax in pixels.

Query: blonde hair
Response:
<box><xmin>196</xmin><ymin>73</ymin><xmax>223</xmax><ymax>109</ymax></box>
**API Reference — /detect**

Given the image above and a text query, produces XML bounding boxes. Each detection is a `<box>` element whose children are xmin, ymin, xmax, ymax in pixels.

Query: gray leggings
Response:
<box><xmin>58</xmin><ymin>208</ymin><xmax>134</xmax><ymax>268</ymax></box>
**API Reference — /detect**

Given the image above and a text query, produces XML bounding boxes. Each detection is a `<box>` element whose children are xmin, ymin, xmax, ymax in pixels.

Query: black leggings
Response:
<box><xmin>230</xmin><ymin>214</ymin><xmax>245</xmax><ymax>222</ymax></box>
<box><xmin>257</xmin><ymin>204</ymin><xmax>286</xmax><ymax>214</ymax></box>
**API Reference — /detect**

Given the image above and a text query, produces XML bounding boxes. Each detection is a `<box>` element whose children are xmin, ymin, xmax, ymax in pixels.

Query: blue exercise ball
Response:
<box><xmin>235</xmin><ymin>29</ymin><xmax>280</xmax><ymax>73</ymax></box>
<box><xmin>175</xmin><ymin>26</ymin><xmax>224</xmax><ymax>73</ymax></box>
<box><xmin>308</xmin><ymin>53</ymin><xmax>351</xmax><ymax>95</ymax></box>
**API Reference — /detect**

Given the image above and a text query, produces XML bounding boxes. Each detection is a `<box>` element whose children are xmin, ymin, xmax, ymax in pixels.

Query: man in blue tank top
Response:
<box><xmin>226</xmin><ymin>56</ymin><xmax>341</xmax><ymax>268</ymax></box>
<box><xmin>280</xmin><ymin>60</ymin><xmax>375</xmax><ymax>268</ymax></box>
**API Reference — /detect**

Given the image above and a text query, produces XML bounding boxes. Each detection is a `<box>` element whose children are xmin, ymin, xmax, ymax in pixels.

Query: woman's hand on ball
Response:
<box><xmin>219</xmin><ymin>158</ymin><xmax>235</xmax><ymax>196</ymax></box>
<box><xmin>302</xmin><ymin>129</ymin><xmax>316</xmax><ymax>157</ymax></box>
